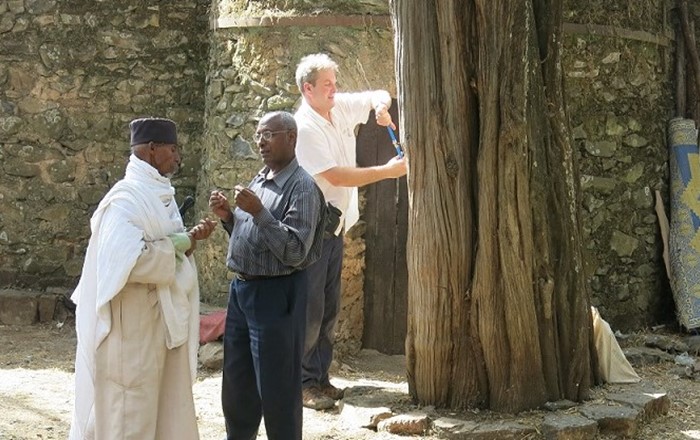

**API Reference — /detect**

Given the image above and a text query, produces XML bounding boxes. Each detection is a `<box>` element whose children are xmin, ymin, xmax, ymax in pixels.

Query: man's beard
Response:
<box><xmin>164</xmin><ymin>165</ymin><xmax>179</xmax><ymax>179</ymax></box>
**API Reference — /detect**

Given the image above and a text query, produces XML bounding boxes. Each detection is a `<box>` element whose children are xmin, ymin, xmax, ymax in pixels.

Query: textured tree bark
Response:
<box><xmin>676</xmin><ymin>20</ymin><xmax>687</xmax><ymax>118</ymax></box>
<box><xmin>391</xmin><ymin>0</ymin><xmax>597</xmax><ymax>412</ymax></box>
<box><xmin>680</xmin><ymin>0</ymin><xmax>700</xmax><ymax>124</ymax></box>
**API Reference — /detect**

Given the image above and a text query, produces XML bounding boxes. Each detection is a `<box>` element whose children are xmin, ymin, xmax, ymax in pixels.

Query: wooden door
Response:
<box><xmin>356</xmin><ymin>100</ymin><xmax>408</xmax><ymax>355</ymax></box>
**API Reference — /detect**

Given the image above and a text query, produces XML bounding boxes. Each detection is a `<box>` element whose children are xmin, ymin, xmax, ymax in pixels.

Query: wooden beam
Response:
<box><xmin>676</xmin><ymin>20</ymin><xmax>687</xmax><ymax>118</ymax></box>
<box><xmin>212</xmin><ymin>14</ymin><xmax>391</xmax><ymax>30</ymax></box>
<box><xmin>212</xmin><ymin>14</ymin><xmax>673</xmax><ymax>47</ymax></box>
<box><xmin>562</xmin><ymin>22</ymin><xmax>672</xmax><ymax>47</ymax></box>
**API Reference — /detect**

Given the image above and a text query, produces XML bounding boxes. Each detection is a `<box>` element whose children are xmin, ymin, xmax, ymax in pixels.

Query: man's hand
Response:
<box><xmin>233</xmin><ymin>185</ymin><xmax>263</xmax><ymax>215</ymax></box>
<box><xmin>375</xmin><ymin>104</ymin><xmax>396</xmax><ymax>130</ymax></box>
<box><xmin>381</xmin><ymin>155</ymin><xmax>408</xmax><ymax>179</ymax></box>
<box><xmin>190</xmin><ymin>217</ymin><xmax>217</xmax><ymax>240</ymax></box>
<box><xmin>209</xmin><ymin>190</ymin><xmax>232</xmax><ymax>222</ymax></box>
<box><xmin>185</xmin><ymin>217</ymin><xmax>217</xmax><ymax>256</ymax></box>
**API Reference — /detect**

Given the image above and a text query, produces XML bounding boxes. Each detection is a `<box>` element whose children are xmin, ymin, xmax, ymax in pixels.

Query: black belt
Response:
<box><xmin>324</xmin><ymin>228</ymin><xmax>345</xmax><ymax>239</ymax></box>
<box><xmin>234</xmin><ymin>272</ymin><xmax>288</xmax><ymax>282</ymax></box>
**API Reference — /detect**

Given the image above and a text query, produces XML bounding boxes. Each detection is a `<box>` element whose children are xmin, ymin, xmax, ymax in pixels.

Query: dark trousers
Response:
<box><xmin>302</xmin><ymin>234</ymin><xmax>344</xmax><ymax>388</ymax></box>
<box><xmin>221</xmin><ymin>271</ymin><xmax>307</xmax><ymax>440</ymax></box>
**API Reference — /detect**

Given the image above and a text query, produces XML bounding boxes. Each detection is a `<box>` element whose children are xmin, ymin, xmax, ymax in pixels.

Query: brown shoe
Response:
<box><xmin>302</xmin><ymin>386</ymin><xmax>335</xmax><ymax>410</ymax></box>
<box><xmin>320</xmin><ymin>383</ymin><xmax>345</xmax><ymax>400</ymax></box>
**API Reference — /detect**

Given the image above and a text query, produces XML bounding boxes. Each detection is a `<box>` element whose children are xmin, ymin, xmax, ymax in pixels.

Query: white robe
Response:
<box><xmin>69</xmin><ymin>155</ymin><xmax>200</xmax><ymax>440</ymax></box>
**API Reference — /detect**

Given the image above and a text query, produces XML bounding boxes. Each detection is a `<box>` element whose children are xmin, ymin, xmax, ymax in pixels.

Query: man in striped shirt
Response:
<box><xmin>209</xmin><ymin>111</ymin><xmax>325</xmax><ymax>440</ymax></box>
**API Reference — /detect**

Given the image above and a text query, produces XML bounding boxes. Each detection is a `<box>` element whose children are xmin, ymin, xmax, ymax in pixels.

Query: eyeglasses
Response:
<box><xmin>253</xmin><ymin>130</ymin><xmax>290</xmax><ymax>143</ymax></box>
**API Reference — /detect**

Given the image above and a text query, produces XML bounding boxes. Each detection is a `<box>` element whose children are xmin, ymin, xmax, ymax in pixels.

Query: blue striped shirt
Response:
<box><xmin>223</xmin><ymin>158</ymin><xmax>324</xmax><ymax>276</ymax></box>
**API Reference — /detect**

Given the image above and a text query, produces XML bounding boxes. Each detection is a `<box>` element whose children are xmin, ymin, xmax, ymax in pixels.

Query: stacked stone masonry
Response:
<box><xmin>0</xmin><ymin>0</ymin><xmax>682</xmax><ymax>352</ymax></box>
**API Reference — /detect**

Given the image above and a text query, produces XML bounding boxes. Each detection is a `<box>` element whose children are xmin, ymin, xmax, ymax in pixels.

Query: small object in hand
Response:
<box><xmin>386</xmin><ymin>127</ymin><xmax>404</xmax><ymax>158</ymax></box>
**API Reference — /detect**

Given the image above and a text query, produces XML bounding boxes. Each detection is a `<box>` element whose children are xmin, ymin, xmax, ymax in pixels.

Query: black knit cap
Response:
<box><xmin>129</xmin><ymin>117</ymin><xmax>177</xmax><ymax>146</ymax></box>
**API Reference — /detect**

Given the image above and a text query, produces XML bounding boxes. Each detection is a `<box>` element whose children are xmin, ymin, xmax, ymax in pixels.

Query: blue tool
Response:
<box><xmin>386</xmin><ymin>126</ymin><xmax>404</xmax><ymax>158</ymax></box>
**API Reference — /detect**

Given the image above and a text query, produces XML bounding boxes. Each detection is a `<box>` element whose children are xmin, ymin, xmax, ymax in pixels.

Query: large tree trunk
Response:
<box><xmin>391</xmin><ymin>0</ymin><xmax>597</xmax><ymax>412</ymax></box>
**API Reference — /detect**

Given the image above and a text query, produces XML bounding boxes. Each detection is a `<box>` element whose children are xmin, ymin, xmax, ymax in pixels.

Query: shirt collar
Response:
<box><xmin>256</xmin><ymin>157</ymin><xmax>300</xmax><ymax>188</ymax></box>
<box><xmin>299</xmin><ymin>99</ymin><xmax>334</xmax><ymax>126</ymax></box>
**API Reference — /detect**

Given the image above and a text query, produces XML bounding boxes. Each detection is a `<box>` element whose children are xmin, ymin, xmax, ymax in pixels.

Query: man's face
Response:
<box><xmin>255</xmin><ymin>117</ymin><xmax>295</xmax><ymax>172</ymax></box>
<box><xmin>151</xmin><ymin>143</ymin><xmax>180</xmax><ymax>178</ymax></box>
<box><xmin>304</xmin><ymin>69</ymin><xmax>337</xmax><ymax>113</ymax></box>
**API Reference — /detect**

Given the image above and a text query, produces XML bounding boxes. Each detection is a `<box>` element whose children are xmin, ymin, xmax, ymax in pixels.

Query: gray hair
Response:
<box><xmin>261</xmin><ymin>111</ymin><xmax>297</xmax><ymax>132</ymax></box>
<box><xmin>295</xmin><ymin>53</ymin><xmax>338</xmax><ymax>92</ymax></box>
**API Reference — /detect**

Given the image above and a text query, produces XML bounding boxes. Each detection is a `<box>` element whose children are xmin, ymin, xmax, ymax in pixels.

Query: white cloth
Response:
<box><xmin>69</xmin><ymin>155</ymin><xmax>200</xmax><ymax>440</ymax></box>
<box><xmin>295</xmin><ymin>91</ymin><xmax>389</xmax><ymax>234</ymax></box>
<box><xmin>591</xmin><ymin>306</ymin><xmax>641</xmax><ymax>384</ymax></box>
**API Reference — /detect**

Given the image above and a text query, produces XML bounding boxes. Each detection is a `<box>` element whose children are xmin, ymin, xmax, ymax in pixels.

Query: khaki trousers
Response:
<box><xmin>94</xmin><ymin>284</ymin><xmax>199</xmax><ymax>440</ymax></box>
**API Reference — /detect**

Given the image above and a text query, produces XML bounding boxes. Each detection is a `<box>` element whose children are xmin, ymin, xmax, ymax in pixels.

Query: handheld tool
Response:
<box><xmin>386</xmin><ymin>126</ymin><xmax>404</xmax><ymax>158</ymax></box>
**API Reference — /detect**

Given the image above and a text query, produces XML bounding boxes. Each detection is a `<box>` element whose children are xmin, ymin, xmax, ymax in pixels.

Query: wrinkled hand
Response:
<box><xmin>190</xmin><ymin>217</ymin><xmax>217</xmax><ymax>240</ymax></box>
<box><xmin>382</xmin><ymin>155</ymin><xmax>407</xmax><ymax>179</ymax></box>
<box><xmin>209</xmin><ymin>190</ymin><xmax>232</xmax><ymax>222</ymax></box>
<box><xmin>233</xmin><ymin>185</ymin><xmax>263</xmax><ymax>215</ymax></box>
<box><xmin>185</xmin><ymin>217</ymin><xmax>217</xmax><ymax>256</ymax></box>
<box><xmin>375</xmin><ymin>104</ymin><xmax>396</xmax><ymax>130</ymax></box>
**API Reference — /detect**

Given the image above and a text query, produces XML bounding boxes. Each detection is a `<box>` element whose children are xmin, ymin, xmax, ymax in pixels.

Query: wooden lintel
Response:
<box><xmin>562</xmin><ymin>22</ymin><xmax>673</xmax><ymax>47</ymax></box>
<box><xmin>212</xmin><ymin>14</ymin><xmax>673</xmax><ymax>48</ymax></box>
<box><xmin>212</xmin><ymin>14</ymin><xmax>392</xmax><ymax>30</ymax></box>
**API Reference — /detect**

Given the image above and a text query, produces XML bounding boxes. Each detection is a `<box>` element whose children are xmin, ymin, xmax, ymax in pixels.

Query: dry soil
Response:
<box><xmin>0</xmin><ymin>322</ymin><xmax>698</xmax><ymax>440</ymax></box>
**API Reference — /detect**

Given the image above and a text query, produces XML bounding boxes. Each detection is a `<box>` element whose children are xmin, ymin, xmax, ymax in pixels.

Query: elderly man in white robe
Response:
<box><xmin>69</xmin><ymin>117</ymin><xmax>216</xmax><ymax>440</ymax></box>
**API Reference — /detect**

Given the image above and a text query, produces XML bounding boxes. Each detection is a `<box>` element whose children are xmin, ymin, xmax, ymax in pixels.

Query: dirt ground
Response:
<box><xmin>0</xmin><ymin>321</ymin><xmax>699</xmax><ymax>440</ymax></box>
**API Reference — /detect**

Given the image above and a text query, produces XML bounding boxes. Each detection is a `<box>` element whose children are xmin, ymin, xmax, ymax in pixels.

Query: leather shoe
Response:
<box><xmin>320</xmin><ymin>382</ymin><xmax>345</xmax><ymax>400</ymax></box>
<box><xmin>302</xmin><ymin>386</ymin><xmax>335</xmax><ymax>410</ymax></box>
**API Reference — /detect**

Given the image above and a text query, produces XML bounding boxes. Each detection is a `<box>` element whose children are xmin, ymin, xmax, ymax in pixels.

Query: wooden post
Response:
<box><xmin>676</xmin><ymin>20</ymin><xmax>687</xmax><ymax>117</ymax></box>
<box><xmin>679</xmin><ymin>0</ymin><xmax>700</xmax><ymax>125</ymax></box>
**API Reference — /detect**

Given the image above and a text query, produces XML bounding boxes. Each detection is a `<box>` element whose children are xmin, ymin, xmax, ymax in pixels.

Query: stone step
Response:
<box><xmin>0</xmin><ymin>288</ymin><xmax>72</xmax><ymax>325</ymax></box>
<box><xmin>339</xmin><ymin>384</ymin><xmax>670</xmax><ymax>439</ymax></box>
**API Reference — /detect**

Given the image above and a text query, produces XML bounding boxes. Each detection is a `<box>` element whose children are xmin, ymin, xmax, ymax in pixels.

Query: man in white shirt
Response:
<box><xmin>294</xmin><ymin>53</ymin><xmax>407</xmax><ymax>409</ymax></box>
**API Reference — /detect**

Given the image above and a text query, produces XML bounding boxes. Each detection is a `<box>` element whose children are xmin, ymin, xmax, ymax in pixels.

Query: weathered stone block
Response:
<box><xmin>48</xmin><ymin>160</ymin><xmax>76</xmax><ymax>183</ymax></box>
<box><xmin>584</xmin><ymin>140</ymin><xmax>617</xmax><ymax>157</ymax></box>
<box><xmin>607</xmin><ymin>389</ymin><xmax>670</xmax><ymax>419</ymax></box>
<box><xmin>459</xmin><ymin>421</ymin><xmax>537</xmax><ymax>440</ymax></box>
<box><xmin>0</xmin><ymin>290</ymin><xmax>38</xmax><ymax>325</ymax></box>
<box><xmin>266</xmin><ymin>94</ymin><xmax>296</xmax><ymax>110</ymax></box>
<box><xmin>26</xmin><ymin>0</ymin><xmax>57</xmax><ymax>15</ymax></box>
<box><xmin>579</xmin><ymin>404</ymin><xmax>640</xmax><ymax>438</ymax></box>
<box><xmin>624</xmin><ymin>347</ymin><xmax>675</xmax><ymax>366</ymax></box>
<box><xmin>4</xmin><ymin>162</ymin><xmax>39</xmax><ymax>177</ymax></box>
<box><xmin>338</xmin><ymin>386</ymin><xmax>395</xmax><ymax>429</ymax></box>
<box><xmin>7</xmin><ymin>0</ymin><xmax>24</xmax><ymax>15</ymax></box>
<box><xmin>544</xmin><ymin>400</ymin><xmax>578</xmax><ymax>411</ymax></box>
<box><xmin>37</xmin><ymin>294</ymin><xmax>57</xmax><ymax>322</ymax></box>
<box><xmin>78</xmin><ymin>186</ymin><xmax>109</xmax><ymax>205</ymax></box>
<box><xmin>230</xmin><ymin>136</ymin><xmax>257</xmax><ymax>160</ymax></box>
<box><xmin>377</xmin><ymin>413</ymin><xmax>430</xmax><ymax>436</ymax></box>
<box><xmin>432</xmin><ymin>417</ymin><xmax>478</xmax><ymax>435</ymax></box>
<box><xmin>198</xmin><ymin>341</ymin><xmax>223</xmax><ymax>370</ymax></box>
<box><xmin>646</xmin><ymin>335</ymin><xmax>689</xmax><ymax>353</ymax></box>
<box><xmin>542</xmin><ymin>414</ymin><xmax>598</xmax><ymax>440</ymax></box>
<box><xmin>580</xmin><ymin>175</ymin><xmax>618</xmax><ymax>194</ymax></box>
<box><xmin>610</xmin><ymin>230</ymin><xmax>639</xmax><ymax>257</ymax></box>
<box><xmin>623</xmin><ymin>133</ymin><xmax>648</xmax><ymax>148</ymax></box>
<box><xmin>686</xmin><ymin>335</ymin><xmax>700</xmax><ymax>355</ymax></box>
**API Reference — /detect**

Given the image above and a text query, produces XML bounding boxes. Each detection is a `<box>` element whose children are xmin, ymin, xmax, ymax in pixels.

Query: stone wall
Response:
<box><xmin>0</xmin><ymin>0</ymin><xmax>208</xmax><ymax>289</ymax></box>
<box><xmin>563</xmin><ymin>0</ymin><xmax>675</xmax><ymax>329</ymax></box>
<box><xmin>197</xmin><ymin>0</ymin><xmax>395</xmax><ymax>356</ymax></box>
<box><xmin>196</xmin><ymin>0</ymin><xmax>676</xmax><ymax>338</ymax></box>
<box><xmin>0</xmin><ymin>0</ymin><xmax>682</xmax><ymax>343</ymax></box>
